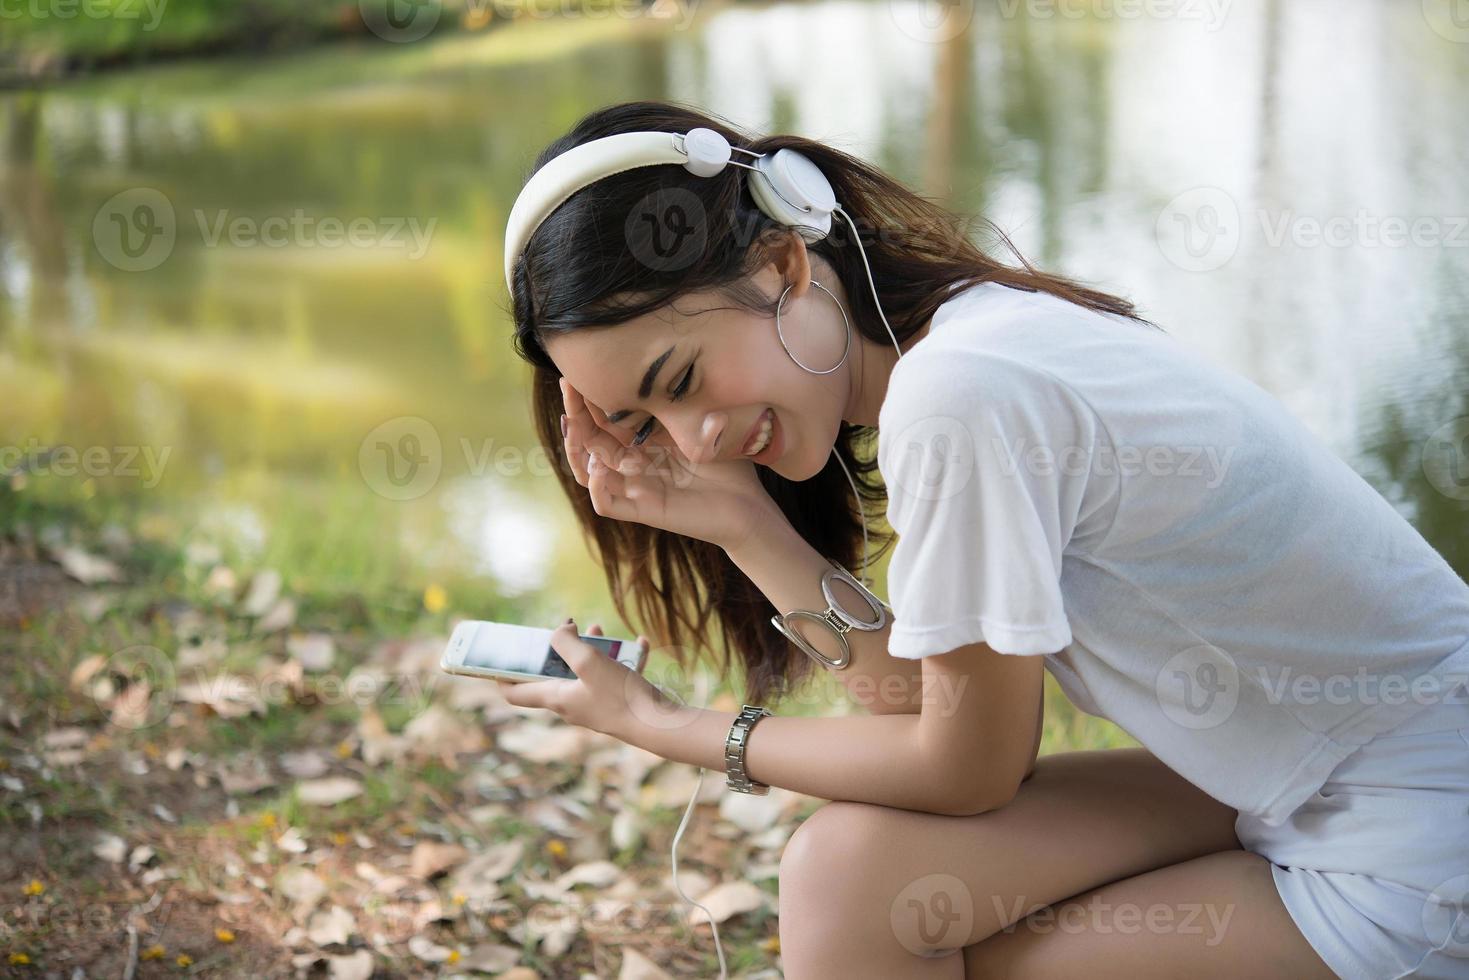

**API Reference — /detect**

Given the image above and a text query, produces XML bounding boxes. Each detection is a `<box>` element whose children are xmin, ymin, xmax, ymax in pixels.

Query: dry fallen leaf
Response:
<box><xmin>275</xmin><ymin>866</ymin><xmax>327</xmax><ymax>923</ymax></box>
<box><xmin>687</xmin><ymin>880</ymin><xmax>770</xmax><ymax>927</ymax></box>
<box><xmin>554</xmin><ymin>860</ymin><xmax>622</xmax><ymax>891</ymax></box>
<box><xmin>327</xmin><ymin>950</ymin><xmax>374</xmax><ymax>980</ymax></box>
<box><xmin>241</xmin><ymin>569</ymin><xmax>282</xmax><ymax>616</ymax></box>
<box><xmin>447</xmin><ymin>840</ymin><xmax>524</xmax><ymax>903</ymax></box>
<box><xmin>306</xmin><ymin>905</ymin><xmax>355</xmax><ymax>946</ymax></box>
<box><xmin>92</xmin><ymin>833</ymin><xmax>127</xmax><ymax>864</ymax></box>
<box><xmin>287</xmin><ymin>632</ymin><xmax>335</xmax><ymax>672</ymax></box>
<box><xmin>409</xmin><ymin>841</ymin><xmax>467</xmax><ymax>880</ymax></box>
<box><xmin>296</xmin><ymin>776</ymin><xmax>363</xmax><ymax>806</ymax></box>
<box><xmin>617</xmin><ymin>947</ymin><xmax>676</xmax><ymax>980</ymax></box>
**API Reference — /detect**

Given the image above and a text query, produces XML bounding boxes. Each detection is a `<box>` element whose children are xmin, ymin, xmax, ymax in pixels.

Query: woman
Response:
<box><xmin>499</xmin><ymin>100</ymin><xmax>1469</xmax><ymax>979</ymax></box>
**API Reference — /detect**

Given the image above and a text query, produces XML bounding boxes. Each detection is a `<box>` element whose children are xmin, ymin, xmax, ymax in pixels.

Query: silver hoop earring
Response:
<box><xmin>776</xmin><ymin>278</ymin><xmax>852</xmax><ymax>375</ymax></box>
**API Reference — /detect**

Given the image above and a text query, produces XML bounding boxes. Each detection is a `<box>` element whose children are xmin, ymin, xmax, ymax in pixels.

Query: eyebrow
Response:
<box><xmin>604</xmin><ymin>344</ymin><xmax>676</xmax><ymax>423</ymax></box>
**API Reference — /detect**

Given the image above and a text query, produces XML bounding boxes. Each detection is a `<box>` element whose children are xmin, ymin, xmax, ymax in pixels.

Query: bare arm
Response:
<box><xmin>619</xmin><ymin>513</ymin><xmax>1044</xmax><ymax>816</ymax></box>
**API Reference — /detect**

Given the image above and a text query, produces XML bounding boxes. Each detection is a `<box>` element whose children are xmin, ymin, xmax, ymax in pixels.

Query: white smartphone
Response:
<box><xmin>440</xmin><ymin>619</ymin><xmax>646</xmax><ymax>683</ymax></box>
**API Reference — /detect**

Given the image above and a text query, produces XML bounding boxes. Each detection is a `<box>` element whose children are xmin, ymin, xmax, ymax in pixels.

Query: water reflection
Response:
<box><xmin>0</xmin><ymin>0</ymin><xmax>1464</xmax><ymax>607</ymax></box>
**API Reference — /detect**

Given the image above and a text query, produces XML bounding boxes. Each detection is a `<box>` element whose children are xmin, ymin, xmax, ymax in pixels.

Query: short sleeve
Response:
<box><xmin>877</xmin><ymin>353</ymin><xmax>1100</xmax><ymax>659</ymax></box>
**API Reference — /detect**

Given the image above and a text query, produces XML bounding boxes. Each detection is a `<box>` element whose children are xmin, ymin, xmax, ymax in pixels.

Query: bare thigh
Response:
<box><xmin>778</xmin><ymin>747</ymin><xmax>1244</xmax><ymax>978</ymax></box>
<box><xmin>963</xmin><ymin>849</ymin><xmax>1338</xmax><ymax>979</ymax></box>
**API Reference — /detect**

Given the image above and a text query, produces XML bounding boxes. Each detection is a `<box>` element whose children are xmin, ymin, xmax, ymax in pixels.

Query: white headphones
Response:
<box><xmin>504</xmin><ymin>128</ymin><xmax>905</xmax><ymax>978</ymax></box>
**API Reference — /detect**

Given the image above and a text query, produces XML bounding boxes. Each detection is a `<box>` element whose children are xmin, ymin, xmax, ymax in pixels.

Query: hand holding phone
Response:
<box><xmin>442</xmin><ymin>618</ymin><xmax>663</xmax><ymax>740</ymax></box>
<box><xmin>441</xmin><ymin>619</ymin><xmax>646</xmax><ymax>683</ymax></box>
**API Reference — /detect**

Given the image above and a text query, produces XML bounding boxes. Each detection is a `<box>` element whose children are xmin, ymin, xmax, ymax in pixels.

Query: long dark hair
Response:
<box><xmin>508</xmin><ymin>99</ymin><xmax>1147</xmax><ymax>705</ymax></box>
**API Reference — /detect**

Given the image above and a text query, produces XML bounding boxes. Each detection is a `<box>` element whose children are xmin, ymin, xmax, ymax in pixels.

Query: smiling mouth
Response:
<box><xmin>741</xmin><ymin>407</ymin><xmax>774</xmax><ymax>458</ymax></box>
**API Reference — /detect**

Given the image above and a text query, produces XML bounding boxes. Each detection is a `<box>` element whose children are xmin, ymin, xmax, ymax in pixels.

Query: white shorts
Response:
<box><xmin>1234</xmin><ymin>691</ymin><xmax>1469</xmax><ymax>979</ymax></box>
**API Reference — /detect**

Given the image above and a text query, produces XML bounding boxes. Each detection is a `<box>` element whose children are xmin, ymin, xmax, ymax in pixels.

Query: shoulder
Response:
<box><xmin>879</xmin><ymin>346</ymin><xmax>1097</xmax><ymax>446</ymax></box>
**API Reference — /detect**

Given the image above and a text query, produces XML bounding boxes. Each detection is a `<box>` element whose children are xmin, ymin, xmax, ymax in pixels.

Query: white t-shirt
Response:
<box><xmin>876</xmin><ymin>281</ymin><xmax>1469</xmax><ymax>825</ymax></box>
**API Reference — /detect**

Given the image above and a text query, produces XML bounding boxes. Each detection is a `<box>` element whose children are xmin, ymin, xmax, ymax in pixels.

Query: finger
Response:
<box><xmin>587</xmin><ymin>452</ymin><xmax>638</xmax><ymax>521</ymax></box>
<box><xmin>565</xmin><ymin>411</ymin><xmax>633</xmax><ymax>488</ymax></box>
<box><xmin>586</xmin><ymin>623</ymin><xmax>604</xmax><ymax>636</ymax></box>
<box><xmin>548</xmin><ymin>620</ymin><xmax>598</xmax><ymax>673</ymax></box>
<box><xmin>581</xmin><ymin>399</ymin><xmax>636</xmax><ymax>449</ymax></box>
<box><xmin>497</xmin><ymin>676</ymin><xmax>573</xmax><ymax>711</ymax></box>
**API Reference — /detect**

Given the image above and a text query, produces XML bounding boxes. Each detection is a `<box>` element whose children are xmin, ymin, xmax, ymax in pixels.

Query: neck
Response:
<box><xmin>843</xmin><ymin>316</ymin><xmax>931</xmax><ymax>427</ymax></box>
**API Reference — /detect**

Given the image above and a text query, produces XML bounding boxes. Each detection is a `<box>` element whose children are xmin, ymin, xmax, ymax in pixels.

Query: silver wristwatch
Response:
<box><xmin>724</xmin><ymin>704</ymin><xmax>773</xmax><ymax>795</ymax></box>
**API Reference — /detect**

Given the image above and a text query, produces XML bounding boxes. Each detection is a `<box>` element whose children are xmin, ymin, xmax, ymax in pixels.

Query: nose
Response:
<box><xmin>663</xmin><ymin>409</ymin><xmax>727</xmax><ymax>464</ymax></box>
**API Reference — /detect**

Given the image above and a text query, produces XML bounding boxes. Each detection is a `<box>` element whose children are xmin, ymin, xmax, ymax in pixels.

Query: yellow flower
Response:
<box><xmin>257</xmin><ymin>812</ymin><xmax>277</xmax><ymax>829</ymax></box>
<box><xmin>545</xmin><ymin>839</ymin><xmax>568</xmax><ymax>859</ymax></box>
<box><xmin>142</xmin><ymin>945</ymin><xmax>166</xmax><ymax>960</ymax></box>
<box><xmin>335</xmin><ymin>741</ymin><xmax>353</xmax><ymax>759</ymax></box>
<box><xmin>143</xmin><ymin>742</ymin><xmax>161</xmax><ymax>759</ymax></box>
<box><xmin>22</xmin><ymin>879</ymin><xmax>43</xmax><ymax>896</ymax></box>
<box><xmin>332</xmin><ymin>832</ymin><xmax>349</xmax><ymax>846</ymax></box>
<box><xmin>176</xmin><ymin>953</ymin><xmax>193</xmax><ymax>967</ymax></box>
<box><xmin>446</xmin><ymin>949</ymin><xmax>461</xmax><ymax>964</ymax></box>
<box><xmin>215</xmin><ymin>928</ymin><xmax>235</xmax><ymax>943</ymax></box>
<box><xmin>452</xmin><ymin>892</ymin><xmax>466</xmax><ymax>906</ymax></box>
<box><xmin>761</xmin><ymin>935</ymin><xmax>781</xmax><ymax>954</ymax></box>
<box><xmin>8</xmin><ymin>952</ymin><xmax>31</xmax><ymax>965</ymax></box>
<box><xmin>423</xmin><ymin>583</ymin><xmax>448</xmax><ymax>613</ymax></box>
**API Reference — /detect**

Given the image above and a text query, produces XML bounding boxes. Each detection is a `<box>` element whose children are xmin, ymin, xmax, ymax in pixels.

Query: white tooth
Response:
<box><xmin>747</xmin><ymin>416</ymin><xmax>773</xmax><ymax>455</ymax></box>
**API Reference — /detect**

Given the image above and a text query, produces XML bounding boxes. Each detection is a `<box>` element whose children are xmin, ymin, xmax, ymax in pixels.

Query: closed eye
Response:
<box><xmin>631</xmin><ymin>363</ymin><xmax>694</xmax><ymax>447</ymax></box>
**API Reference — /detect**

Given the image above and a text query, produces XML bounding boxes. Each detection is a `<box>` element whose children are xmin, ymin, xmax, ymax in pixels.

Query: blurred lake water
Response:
<box><xmin>1</xmin><ymin>0</ymin><xmax>1465</xmax><ymax>620</ymax></box>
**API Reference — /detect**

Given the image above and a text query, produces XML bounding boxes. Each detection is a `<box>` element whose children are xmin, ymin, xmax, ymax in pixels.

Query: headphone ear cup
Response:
<box><xmin>749</xmin><ymin>148</ymin><xmax>837</xmax><ymax>244</ymax></box>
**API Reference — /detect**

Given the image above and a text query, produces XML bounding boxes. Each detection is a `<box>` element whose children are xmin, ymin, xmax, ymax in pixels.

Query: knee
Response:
<box><xmin>779</xmin><ymin>801</ymin><xmax>887</xmax><ymax>898</ymax></box>
<box><xmin>778</xmin><ymin>802</ymin><xmax>975</xmax><ymax>961</ymax></box>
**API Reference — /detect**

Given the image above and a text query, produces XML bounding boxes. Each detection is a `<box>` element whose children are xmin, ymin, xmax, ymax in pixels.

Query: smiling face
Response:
<box><xmin>541</xmin><ymin>249</ymin><xmax>862</xmax><ymax>481</ymax></box>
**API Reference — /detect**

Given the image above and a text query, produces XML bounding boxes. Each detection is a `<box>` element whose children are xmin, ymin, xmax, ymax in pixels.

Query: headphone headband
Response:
<box><xmin>503</xmin><ymin>127</ymin><xmax>836</xmax><ymax>292</ymax></box>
